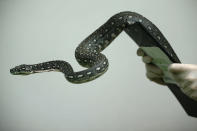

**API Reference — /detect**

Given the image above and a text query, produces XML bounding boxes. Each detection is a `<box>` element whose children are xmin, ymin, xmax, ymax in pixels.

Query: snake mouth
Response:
<box><xmin>10</xmin><ymin>68</ymin><xmax>19</xmax><ymax>75</ymax></box>
<box><xmin>10</xmin><ymin>68</ymin><xmax>16</xmax><ymax>75</ymax></box>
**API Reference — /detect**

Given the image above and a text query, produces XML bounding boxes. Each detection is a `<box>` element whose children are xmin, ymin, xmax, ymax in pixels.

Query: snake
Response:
<box><xmin>10</xmin><ymin>11</ymin><xmax>177</xmax><ymax>84</ymax></box>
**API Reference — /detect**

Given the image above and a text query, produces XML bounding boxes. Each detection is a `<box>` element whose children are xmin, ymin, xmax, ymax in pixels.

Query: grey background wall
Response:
<box><xmin>1</xmin><ymin>0</ymin><xmax>197</xmax><ymax>131</ymax></box>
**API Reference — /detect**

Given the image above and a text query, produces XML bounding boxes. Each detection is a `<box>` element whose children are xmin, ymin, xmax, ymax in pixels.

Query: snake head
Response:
<box><xmin>10</xmin><ymin>64</ymin><xmax>33</xmax><ymax>75</ymax></box>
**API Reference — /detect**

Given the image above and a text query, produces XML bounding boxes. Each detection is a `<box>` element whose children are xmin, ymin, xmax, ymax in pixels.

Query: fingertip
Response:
<box><xmin>137</xmin><ymin>48</ymin><xmax>145</xmax><ymax>56</ymax></box>
<box><xmin>146</xmin><ymin>72</ymin><xmax>166</xmax><ymax>85</ymax></box>
<box><xmin>145</xmin><ymin>63</ymin><xmax>163</xmax><ymax>76</ymax></box>
<box><xmin>143</xmin><ymin>56</ymin><xmax>152</xmax><ymax>64</ymax></box>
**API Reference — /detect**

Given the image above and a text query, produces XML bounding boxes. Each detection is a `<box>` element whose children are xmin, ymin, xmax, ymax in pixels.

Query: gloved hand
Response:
<box><xmin>169</xmin><ymin>64</ymin><xmax>197</xmax><ymax>101</ymax></box>
<box><xmin>137</xmin><ymin>48</ymin><xmax>166</xmax><ymax>85</ymax></box>
<box><xmin>137</xmin><ymin>48</ymin><xmax>197</xmax><ymax>101</ymax></box>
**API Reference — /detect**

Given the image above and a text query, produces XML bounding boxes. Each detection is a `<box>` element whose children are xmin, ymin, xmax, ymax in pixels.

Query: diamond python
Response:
<box><xmin>10</xmin><ymin>11</ymin><xmax>171</xmax><ymax>84</ymax></box>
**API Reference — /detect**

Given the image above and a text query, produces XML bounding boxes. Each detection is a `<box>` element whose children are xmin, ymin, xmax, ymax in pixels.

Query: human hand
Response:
<box><xmin>137</xmin><ymin>48</ymin><xmax>197</xmax><ymax>101</ymax></box>
<box><xmin>137</xmin><ymin>48</ymin><xmax>166</xmax><ymax>85</ymax></box>
<box><xmin>169</xmin><ymin>64</ymin><xmax>197</xmax><ymax>101</ymax></box>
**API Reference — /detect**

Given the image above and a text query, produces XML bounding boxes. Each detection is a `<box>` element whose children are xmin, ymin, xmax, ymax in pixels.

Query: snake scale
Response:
<box><xmin>10</xmin><ymin>11</ymin><xmax>177</xmax><ymax>84</ymax></box>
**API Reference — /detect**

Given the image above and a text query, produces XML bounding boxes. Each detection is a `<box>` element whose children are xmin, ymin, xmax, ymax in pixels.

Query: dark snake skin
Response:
<box><xmin>10</xmin><ymin>11</ymin><xmax>179</xmax><ymax>83</ymax></box>
<box><xmin>10</xmin><ymin>11</ymin><xmax>197</xmax><ymax>117</ymax></box>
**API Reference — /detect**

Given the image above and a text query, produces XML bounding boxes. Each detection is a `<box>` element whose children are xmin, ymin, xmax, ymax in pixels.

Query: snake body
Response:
<box><xmin>10</xmin><ymin>11</ymin><xmax>175</xmax><ymax>84</ymax></box>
